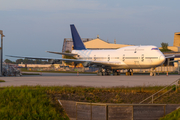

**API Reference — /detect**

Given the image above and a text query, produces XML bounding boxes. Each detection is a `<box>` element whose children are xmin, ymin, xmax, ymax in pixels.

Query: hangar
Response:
<box><xmin>62</xmin><ymin>35</ymin><xmax>132</xmax><ymax>52</ymax></box>
<box><xmin>159</xmin><ymin>32</ymin><xmax>180</xmax><ymax>67</ymax></box>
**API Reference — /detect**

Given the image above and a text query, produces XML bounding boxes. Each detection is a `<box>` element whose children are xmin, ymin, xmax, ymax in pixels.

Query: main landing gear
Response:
<box><xmin>150</xmin><ymin>68</ymin><xmax>156</xmax><ymax>76</ymax></box>
<box><xmin>126</xmin><ymin>69</ymin><xmax>133</xmax><ymax>76</ymax></box>
<box><xmin>113</xmin><ymin>70</ymin><xmax>121</xmax><ymax>76</ymax></box>
<box><xmin>97</xmin><ymin>68</ymin><xmax>120</xmax><ymax>76</ymax></box>
<box><xmin>97</xmin><ymin>68</ymin><xmax>106</xmax><ymax>76</ymax></box>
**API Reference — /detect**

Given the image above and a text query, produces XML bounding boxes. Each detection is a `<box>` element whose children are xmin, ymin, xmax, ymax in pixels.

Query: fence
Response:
<box><xmin>129</xmin><ymin>66</ymin><xmax>176</xmax><ymax>73</ymax></box>
<box><xmin>59</xmin><ymin>100</ymin><xmax>180</xmax><ymax>120</ymax></box>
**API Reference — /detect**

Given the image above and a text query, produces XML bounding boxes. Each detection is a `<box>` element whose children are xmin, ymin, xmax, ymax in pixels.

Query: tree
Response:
<box><xmin>16</xmin><ymin>59</ymin><xmax>24</xmax><ymax>64</ymax></box>
<box><xmin>160</xmin><ymin>42</ymin><xmax>171</xmax><ymax>52</ymax></box>
<box><xmin>4</xmin><ymin>59</ymin><xmax>13</xmax><ymax>63</ymax></box>
<box><xmin>161</xmin><ymin>42</ymin><xmax>168</xmax><ymax>50</ymax></box>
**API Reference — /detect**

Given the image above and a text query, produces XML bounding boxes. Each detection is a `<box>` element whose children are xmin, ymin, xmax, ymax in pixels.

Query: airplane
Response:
<box><xmin>8</xmin><ymin>24</ymin><xmax>172</xmax><ymax>76</ymax></box>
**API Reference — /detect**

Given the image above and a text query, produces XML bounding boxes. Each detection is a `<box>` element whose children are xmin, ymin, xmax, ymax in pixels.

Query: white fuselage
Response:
<box><xmin>72</xmin><ymin>45</ymin><xmax>165</xmax><ymax>69</ymax></box>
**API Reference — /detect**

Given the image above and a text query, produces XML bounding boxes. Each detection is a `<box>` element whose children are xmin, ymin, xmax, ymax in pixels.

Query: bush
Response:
<box><xmin>0</xmin><ymin>87</ymin><xmax>68</xmax><ymax>120</ymax></box>
<box><xmin>0</xmin><ymin>80</ymin><xmax>5</xmax><ymax>82</ymax></box>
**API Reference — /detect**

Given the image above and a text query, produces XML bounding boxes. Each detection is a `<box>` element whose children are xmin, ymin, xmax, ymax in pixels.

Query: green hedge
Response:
<box><xmin>0</xmin><ymin>87</ymin><xmax>68</xmax><ymax>120</ymax></box>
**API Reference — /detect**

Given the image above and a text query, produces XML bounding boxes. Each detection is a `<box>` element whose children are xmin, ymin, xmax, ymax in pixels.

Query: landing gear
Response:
<box><xmin>97</xmin><ymin>68</ymin><xmax>110</xmax><ymax>76</ymax></box>
<box><xmin>126</xmin><ymin>69</ymin><xmax>133</xmax><ymax>76</ymax></box>
<box><xmin>113</xmin><ymin>70</ymin><xmax>121</xmax><ymax>76</ymax></box>
<box><xmin>150</xmin><ymin>68</ymin><xmax>156</xmax><ymax>76</ymax></box>
<box><xmin>97</xmin><ymin>68</ymin><xmax>112</xmax><ymax>76</ymax></box>
<box><xmin>97</xmin><ymin>68</ymin><xmax>103</xmax><ymax>76</ymax></box>
<box><xmin>106</xmin><ymin>69</ymin><xmax>111</xmax><ymax>76</ymax></box>
<box><xmin>97</xmin><ymin>68</ymin><xmax>121</xmax><ymax>76</ymax></box>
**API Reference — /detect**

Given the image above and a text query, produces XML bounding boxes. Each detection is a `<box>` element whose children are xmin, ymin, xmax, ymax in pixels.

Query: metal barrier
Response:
<box><xmin>76</xmin><ymin>103</ymin><xmax>167</xmax><ymax>120</ymax></box>
<box><xmin>59</xmin><ymin>100</ymin><xmax>180</xmax><ymax>120</ymax></box>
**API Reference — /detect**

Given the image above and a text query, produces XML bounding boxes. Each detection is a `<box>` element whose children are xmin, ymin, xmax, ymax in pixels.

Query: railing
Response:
<box><xmin>139</xmin><ymin>78</ymin><xmax>180</xmax><ymax>104</ymax></box>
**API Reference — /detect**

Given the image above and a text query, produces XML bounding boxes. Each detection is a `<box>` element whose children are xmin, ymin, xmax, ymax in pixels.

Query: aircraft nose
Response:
<box><xmin>159</xmin><ymin>55</ymin><xmax>165</xmax><ymax>63</ymax></box>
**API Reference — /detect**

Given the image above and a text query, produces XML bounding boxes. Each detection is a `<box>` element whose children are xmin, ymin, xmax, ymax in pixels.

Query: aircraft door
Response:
<box><xmin>108</xmin><ymin>55</ymin><xmax>110</xmax><ymax>61</ymax></box>
<box><xmin>122</xmin><ymin>54</ymin><xmax>125</xmax><ymax>62</ymax></box>
<box><xmin>94</xmin><ymin>55</ymin><xmax>96</xmax><ymax>61</ymax></box>
<box><xmin>138</xmin><ymin>54</ymin><xmax>144</xmax><ymax>68</ymax></box>
<box><xmin>141</xmin><ymin>54</ymin><xmax>144</xmax><ymax>62</ymax></box>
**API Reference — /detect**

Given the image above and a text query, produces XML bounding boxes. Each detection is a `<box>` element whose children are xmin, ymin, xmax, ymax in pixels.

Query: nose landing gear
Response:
<box><xmin>126</xmin><ymin>69</ymin><xmax>133</xmax><ymax>76</ymax></box>
<box><xmin>150</xmin><ymin>68</ymin><xmax>156</xmax><ymax>76</ymax></box>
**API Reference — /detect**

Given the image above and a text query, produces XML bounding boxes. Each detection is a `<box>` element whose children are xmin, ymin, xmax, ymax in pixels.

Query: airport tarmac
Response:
<box><xmin>0</xmin><ymin>72</ymin><xmax>180</xmax><ymax>87</ymax></box>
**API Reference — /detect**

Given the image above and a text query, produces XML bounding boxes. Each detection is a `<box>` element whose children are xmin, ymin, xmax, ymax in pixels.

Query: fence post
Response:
<box><xmin>106</xmin><ymin>105</ymin><xmax>108</xmax><ymax>120</ymax></box>
<box><xmin>76</xmin><ymin>103</ymin><xmax>77</xmax><ymax>120</ymax></box>
<box><xmin>176</xmin><ymin>82</ymin><xmax>177</xmax><ymax>93</ymax></box>
<box><xmin>164</xmin><ymin>105</ymin><xmax>166</xmax><ymax>116</ymax></box>
<box><xmin>132</xmin><ymin>105</ymin><xmax>134</xmax><ymax>120</ymax></box>
<box><xmin>152</xmin><ymin>95</ymin><xmax>153</xmax><ymax>104</ymax></box>
<box><xmin>91</xmin><ymin>103</ymin><xmax>92</xmax><ymax>120</ymax></box>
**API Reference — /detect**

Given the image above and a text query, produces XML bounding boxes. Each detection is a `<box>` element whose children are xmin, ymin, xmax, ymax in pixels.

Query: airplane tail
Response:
<box><xmin>70</xmin><ymin>24</ymin><xmax>87</xmax><ymax>50</ymax></box>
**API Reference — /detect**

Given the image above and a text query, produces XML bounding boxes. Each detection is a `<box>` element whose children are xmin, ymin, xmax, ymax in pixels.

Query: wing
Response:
<box><xmin>6</xmin><ymin>55</ymin><xmax>120</xmax><ymax>67</ymax></box>
<box><xmin>6</xmin><ymin>55</ymin><xmax>91</xmax><ymax>64</ymax></box>
<box><xmin>46</xmin><ymin>51</ymin><xmax>78</xmax><ymax>57</ymax></box>
<box><xmin>165</xmin><ymin>54</ymin><xmax>180</xmax><ymax>59</ymax></box>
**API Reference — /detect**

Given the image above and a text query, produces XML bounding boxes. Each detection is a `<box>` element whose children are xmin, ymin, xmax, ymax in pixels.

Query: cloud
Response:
<box><xmin>0</xmin><ymin>0</ymin><xmax>166</xmax><ymax>21</ymax></box>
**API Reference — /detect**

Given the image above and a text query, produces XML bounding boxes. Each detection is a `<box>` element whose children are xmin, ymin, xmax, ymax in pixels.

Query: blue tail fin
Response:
<box><xmin>70</xmin><ymin>24</ymin><xmax>87</xmax><ymax>50</ymax></box>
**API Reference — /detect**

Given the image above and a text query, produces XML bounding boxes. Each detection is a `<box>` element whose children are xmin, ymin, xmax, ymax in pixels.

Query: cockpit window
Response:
<box><xmin>151</xmin><ymin>48</ymin><xmax>158</xmax><ymax>50</ymax></box>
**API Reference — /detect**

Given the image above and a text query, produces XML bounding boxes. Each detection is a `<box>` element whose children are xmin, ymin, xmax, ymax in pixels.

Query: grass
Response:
<box><xmin>45</xmin><ymin>86</ymin><xmax>173</xmax><ymax>103</ymax></box>
<box><xmin>0</xmin><ymin>86</ymin><xmax>179</xmax><ymax>119</ymax></box>
<box><xmin>0</xmin><ymin>80</ymin><xmax>5</xmax><ymax>82</ymax></box>
<box><xmin>160</xmin><ymin>109</ymin><xmax>180</xmax><ymax>120</ymax></box>
<box><xmin>22</xmin><ymin>73</ymin><xmax>40</xmax><ymax>75</ymax></box>
<box><xmin>0</xmin><ymin>87</ymin><xmax>69</xmax><ymax>120</ymax></box>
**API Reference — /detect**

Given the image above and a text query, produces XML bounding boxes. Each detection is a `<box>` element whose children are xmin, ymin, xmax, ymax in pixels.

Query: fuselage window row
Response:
<box><xmin>145</xmin><ymin>57</ymin><xmax>158</xmax><ymax>59</ymax></box>
<box><xmin>125</xmin><ymin>57</ymin><xmax>139</xmax><ymax>59</ymax></box>
<box><xmin>79</xmin><ymin>57</ymin><xmax>120</xmax><ymax>60</ymax></box>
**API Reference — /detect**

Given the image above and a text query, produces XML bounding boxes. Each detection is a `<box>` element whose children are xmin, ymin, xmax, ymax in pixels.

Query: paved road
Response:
<box><xmin>0</xmin><ymin>72</ymin><xmax>180</xmax><ymax>87</ymax></box>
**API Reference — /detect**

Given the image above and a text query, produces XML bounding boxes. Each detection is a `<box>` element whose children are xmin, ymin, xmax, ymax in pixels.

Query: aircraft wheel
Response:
<box><xmin>153</xmin><ymin>72</ymin><xmax>156</xmax><ymax>76</ymax></box>
<box><xmin>102</xmin><ymin>72</ymin><xmax>106</xmax><ymax>76</ymax></box>
<box><xmin>97</xmin><ymin>72</ymin><xmax>102</xmax><ymax>76</ymax></box>
<box><xmin>130</xmin><ymin>72</ymin><xmax>133</xmax><ymax>76</ymax></box>
<box><xmin>150</xmin><ymin>72</ymin><xmax>153</xmax><ymax>76</ymax></box>
<box><xmin>126</xmin><ymin>72</ymin><xmax>130</xmax><ymax>76</ymax></box>
<box><xmin>106</xmin><ymin>72</ymin><xmax>111</xmax><ymax>76</ymax></box>
<box><xmin>113</xmin><ymin>71</ymin><xmax>117</xmax><ymax>76</ymax></box>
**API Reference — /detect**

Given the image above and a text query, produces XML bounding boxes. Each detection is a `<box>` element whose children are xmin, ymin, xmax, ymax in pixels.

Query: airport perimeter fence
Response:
<box><xmin>59</xmin><ymin>100</ymin><xmax>180</xmax><ymax>120</ymax></box>
<box><xmin>26</xmin><ymin>66</ymin><xmax>177</xmax><ymax>73</ymax></box>
<box><xmin>26</xmin><ymin>66</ymin><xmax>99</xmax><ymax>72</ymax></box>
<box><xmin>128</xmin><ymin>66</ymin><xmax>176</xmax><ymax>73</ymax></box>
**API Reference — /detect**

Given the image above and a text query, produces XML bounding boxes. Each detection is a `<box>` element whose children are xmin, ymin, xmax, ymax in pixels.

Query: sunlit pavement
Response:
<box><xmin>0</xmin><ymin>72</ymin><xmax>179</xmax><ymax>87</ymax></box>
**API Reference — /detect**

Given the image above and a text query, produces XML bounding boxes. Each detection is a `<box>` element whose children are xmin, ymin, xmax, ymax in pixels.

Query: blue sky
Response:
<box><xmin>1</xmin><ymin>0</ymin><xmax>180</xmax><ymax>61</ymax></box>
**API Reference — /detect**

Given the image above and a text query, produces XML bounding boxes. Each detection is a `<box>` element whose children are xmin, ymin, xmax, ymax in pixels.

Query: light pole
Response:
<box><xmin>0</xmin><ymin>30</ymin><xmax>5</xmax><ymax>76</ymax></box>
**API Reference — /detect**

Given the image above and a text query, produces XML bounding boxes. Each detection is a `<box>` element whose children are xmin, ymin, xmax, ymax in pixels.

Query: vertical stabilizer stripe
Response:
<box><xmin>70</xmin><ymin>24</ymin><xmax>87</xmax><ymax>50</ymax></box>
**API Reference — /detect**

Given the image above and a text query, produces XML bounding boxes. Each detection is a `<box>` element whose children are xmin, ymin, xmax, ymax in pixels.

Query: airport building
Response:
<box><xmin>62</xmin><ymin>35</ymin><xmax>132</xmax><ymax>52</ymax></box>
<box><xmin>63</xmin><ymin>33</ymin><xmax>180</xmax><ymax>53</ymax></box>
